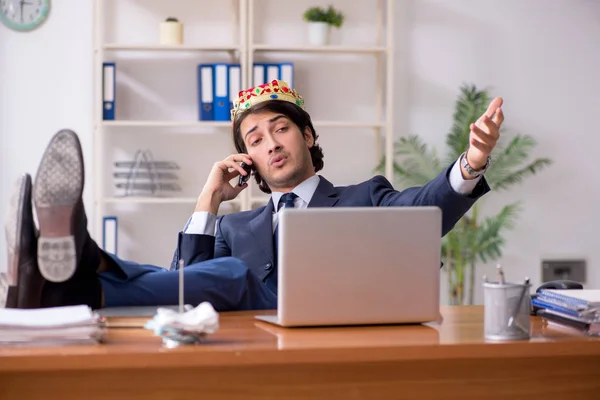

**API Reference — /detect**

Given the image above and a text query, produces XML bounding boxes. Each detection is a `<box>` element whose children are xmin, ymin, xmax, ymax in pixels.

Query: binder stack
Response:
<box><xmin>197</xmin><ymin>62</ymin><xmax>294</xmax><ymax>121</ymax></box>
<box><xmin>534</xmin><ymin>289</ymin><xmax>600</xmax><ymax>335</ymax></box>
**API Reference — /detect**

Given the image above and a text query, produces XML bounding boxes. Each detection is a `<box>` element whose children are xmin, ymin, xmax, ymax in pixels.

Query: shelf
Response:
<box><xmin>101</xmin><ymin>121</ymin><xmax>231</xmax><ymax>128</ymax></box>
<box><xmin>100</xmin><ymin>121</ymin><xmax>381</xmax><ymax>129</ymax></box>
<box><xmin>312</xmin><ymin>121</ymin><xmax>385</xmax><ymax>128</ymax></box>
<box><xmin>102</xmin><ymin>197</ymin><xmax>244</xmax><ymax>206</ymax></box>
<box><xmin>251</xmin><ymin>44</ymin><xmax>387</xmax><ymax>54</ymax></box>
<box><xmin>102</xmin><ymin>197</ymin><xmax>198</xmax><ymax>204</ymax></box>
<box><xmin>103</xmin><ymin>44</ymin><xmax>241</xmax><ymax>52</ymax></box>
<box><xmin>93</xmin><ymin>0</ymin><xmax>395</xmax><ymax>237</ymax></box>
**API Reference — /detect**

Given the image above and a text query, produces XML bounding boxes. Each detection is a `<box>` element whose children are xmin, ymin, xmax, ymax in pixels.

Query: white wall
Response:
<box><xmin>0</xmin><ymin>0</ymin><xmax>94</xmax><ymax>271</ymax></box>
<box><xmin>1</xmin><ymin>0</ymin><xmax>599</xmax><ymax>304</ymax></box>
<box><xmin>402</xmin><ymin>0</ymin><xmax>600</xmax><ymax>302</ymax></box>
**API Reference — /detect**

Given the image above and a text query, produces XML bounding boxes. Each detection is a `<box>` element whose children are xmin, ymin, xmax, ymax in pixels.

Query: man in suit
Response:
<box><xmin>2</xmin><ymin>80</ymin><xmax>503</xmax><ymax>311</ymax></box>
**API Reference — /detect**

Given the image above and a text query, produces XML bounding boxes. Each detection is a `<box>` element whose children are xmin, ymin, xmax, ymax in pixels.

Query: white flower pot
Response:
<box><xmin>307</xmin><ymin>21</ymin><xmax>330</xmax><ymax>46</ymax></box>
<box><xmin>160</xmin><ymin>21</ymin><xmax>183</xmax><ymax>45</ymax></box>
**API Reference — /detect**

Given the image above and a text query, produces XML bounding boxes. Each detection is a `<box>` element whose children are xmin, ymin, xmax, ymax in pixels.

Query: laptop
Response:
<box><xmin>255</xmin><ymin>206</ymin><xmax>442</xmax><ymax>327</ymax></box>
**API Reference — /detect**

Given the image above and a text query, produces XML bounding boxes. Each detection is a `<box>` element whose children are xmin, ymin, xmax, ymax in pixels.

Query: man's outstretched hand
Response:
<box><xmin>464</xmin><ymin>96</ymin><xmax>504</xmax><ymax>174</ymax></box>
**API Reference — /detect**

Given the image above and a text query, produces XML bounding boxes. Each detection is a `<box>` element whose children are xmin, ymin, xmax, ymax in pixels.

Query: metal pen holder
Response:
<box><xmin>483</xmin><ymin>279</ymin><xmax>532</xmax><ymax>341</ymax></box>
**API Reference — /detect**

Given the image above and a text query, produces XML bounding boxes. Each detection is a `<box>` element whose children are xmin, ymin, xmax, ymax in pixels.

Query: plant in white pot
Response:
<box><xmin>302</xmin><ymin>5</ymin><xmax>344</xmax><ymax>46</ymax></box>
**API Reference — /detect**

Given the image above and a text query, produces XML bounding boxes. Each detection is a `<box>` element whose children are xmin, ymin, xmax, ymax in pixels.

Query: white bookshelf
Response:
<box><xmin>101</xmin><ymin>197</ymin><xmax>199</xmax><ymax>205</ymax></box>
<box><xmin>100</xmin><ymin>120</ymin><xmax>383</xmax><ymax>129</ymax></box>
<box><xmin>101</xmin><ymin>197</ymin><xmax>243</xmax><ymax>207</ymax></box>
<box><xmin>92</xmin><ymin>0</ymin><xmax>395</xmax><ymax>244</ymax></box>
<box><xmin>251</xmin><ymin>44</ymin><xmax>388</xmax><ymax>54</ymax></box>
<box><xmin>100</xmin><ymin>121</ymin><xmax>232</xmax><ymax>128</ymax></box>
<box><xmin>103</xmin><ymin>44</ymin><xmax>241</xmax><ymax>52</ymax></box>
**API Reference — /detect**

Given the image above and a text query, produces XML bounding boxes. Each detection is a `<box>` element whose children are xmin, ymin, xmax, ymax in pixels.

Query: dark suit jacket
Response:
<box><xmin>171</xmin><ymin>164</ymin><xmax>490</xmax><ymax>281</ymax></box>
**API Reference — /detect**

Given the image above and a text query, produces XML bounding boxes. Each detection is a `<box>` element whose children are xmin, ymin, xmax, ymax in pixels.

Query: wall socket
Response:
<box><xmin>542</xmin><ymin>259</ymin><xmax>586</xmax><ymax>283</ymax></box>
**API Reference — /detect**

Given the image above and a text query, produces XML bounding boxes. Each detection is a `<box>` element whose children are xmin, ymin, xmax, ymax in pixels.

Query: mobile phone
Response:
<box><xmin>238</xmin><ymin>162</ymin><xmax>253</xmax><ymax>186</ymax></box>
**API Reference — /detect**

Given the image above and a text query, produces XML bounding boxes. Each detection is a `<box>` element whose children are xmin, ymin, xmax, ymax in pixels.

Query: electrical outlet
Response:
<box><xmin>542</xmin><ymin>259</ymin><xmax>586</xmax><ymax>283</ymax></box>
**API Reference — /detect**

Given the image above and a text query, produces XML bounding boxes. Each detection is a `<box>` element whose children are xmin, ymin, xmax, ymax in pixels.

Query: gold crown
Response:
<box><xmin>230</xmin><ymin>79</ymin><xmax>305</xmax><ymax>121</ymax></box>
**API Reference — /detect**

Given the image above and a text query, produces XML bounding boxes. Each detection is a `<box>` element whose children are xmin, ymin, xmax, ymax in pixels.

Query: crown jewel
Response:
<box><xmin>230</xmin><ymin>79</ymin><xmax>305</xmax><ymax>121</ymax></box>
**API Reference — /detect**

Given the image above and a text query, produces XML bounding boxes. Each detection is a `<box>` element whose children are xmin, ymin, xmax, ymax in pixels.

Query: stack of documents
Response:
<box><xmin>0</xmin><ymin>305</ymin><xmax>105</xmax><ymax>345</ymax></box>
<box><xmin>534</xmin><ymin>289</ymin><xmax>600</xmax><ymax>335</ymax></box>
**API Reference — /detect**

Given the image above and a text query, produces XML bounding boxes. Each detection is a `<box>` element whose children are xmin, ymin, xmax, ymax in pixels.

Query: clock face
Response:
<box><xmin>0</xmin><ymin>0</ymin><xmax>50</xmax><ymax>32</ymax></box>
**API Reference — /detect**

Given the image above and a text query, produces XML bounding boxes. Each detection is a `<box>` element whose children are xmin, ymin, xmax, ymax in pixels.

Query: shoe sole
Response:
<box><xmin>34</xmin><ymin>130</ymin><xmax>84</xmax><ymax>283</ymax></box>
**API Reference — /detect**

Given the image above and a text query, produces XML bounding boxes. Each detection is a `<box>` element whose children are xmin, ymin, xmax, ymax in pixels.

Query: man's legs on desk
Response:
<box><xmin>2</xmin><ymin>129</ymin><xmax>276</xmax><ymax>311</ymax></box>
<box><xmin>99</xmin><ymin>255</ymin><xmax>276</xmax><ymax>309</ymax></box>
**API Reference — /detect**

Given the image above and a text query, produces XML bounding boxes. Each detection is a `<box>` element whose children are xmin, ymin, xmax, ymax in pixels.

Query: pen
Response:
<box><xmin>496</xmin><ymin>264</ymin><xmax>506</xmax><ymax>285</ymax></box>
<box><xmin>496</xmin><ymin>264</ymin><xmax>506</xmax><ymax>284</ymax></box>
<box><xmin>507</xmin><ymin>277</ymin><xmax>530</xmax><ymax>333</ymax></box>
<box><xmin>179</xmin><ymin>259</ymin><xmax>184</xmax><ymax>314</ymax></box>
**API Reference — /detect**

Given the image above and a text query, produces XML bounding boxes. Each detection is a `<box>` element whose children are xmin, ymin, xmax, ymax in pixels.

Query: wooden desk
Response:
<box><xmin>1</xmin><ymin>306</ymin><xmax>599</xmax><ymax>399</ymax></box>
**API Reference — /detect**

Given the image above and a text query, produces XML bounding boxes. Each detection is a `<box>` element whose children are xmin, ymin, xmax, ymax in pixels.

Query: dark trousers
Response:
<box><xmin>99</xmin><ymin>254</ymin><xmax>277</xmax><ymax>311</ymax></box>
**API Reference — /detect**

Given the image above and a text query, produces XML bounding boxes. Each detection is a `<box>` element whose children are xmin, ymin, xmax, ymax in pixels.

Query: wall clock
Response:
<box><xmin>0</xmin><ymin>0</ymin><xmax>51</xmax><ymax>32</ymax></box>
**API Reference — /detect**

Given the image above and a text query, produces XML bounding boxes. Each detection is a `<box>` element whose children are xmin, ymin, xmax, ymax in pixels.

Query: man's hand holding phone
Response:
<box><xmin>195</xmin><ymin>154</ymin><xmax>253</xmax><ymax>214</ymax></box>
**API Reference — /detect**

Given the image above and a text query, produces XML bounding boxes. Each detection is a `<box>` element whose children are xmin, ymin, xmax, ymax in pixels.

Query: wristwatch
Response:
<box><xmin>461</xmin><ymin>151</ymin><xmax>491</xmax><ymax>177</ymax></box>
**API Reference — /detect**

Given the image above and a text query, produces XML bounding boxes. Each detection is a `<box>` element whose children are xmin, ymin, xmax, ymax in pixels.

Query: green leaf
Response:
<box><xmin>444</xmin><ymin>84</ymin><xmax>489</xmax><ymax>164</ymax></box>
<box><xmin>484</xmin><ymin>134</ymin><xmax>552</xmax><ymax>189</ymax></box>
<box><xmin>471</xmin><ymin>203</ymin><xmax>521</xmax><ymax>263</ymax></box>
<box><xmin>391</xmin><ymin>135</ymin><xmax>442</xmax><ymax>187</ymax></box>
<box><xmin>489</xmin><ymin>158</ymin><xmax>553</xmax><ymax>191</ymax></box>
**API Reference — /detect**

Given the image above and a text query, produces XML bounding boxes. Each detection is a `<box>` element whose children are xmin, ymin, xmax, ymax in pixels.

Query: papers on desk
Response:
<box><xmin>0</xmin><ymin>305</ymin><xmax>105</xmax><ymax>345</ymax></box>
<box><xmin>534</xmin><ymin>289</ymin><xmax>600</xmax><ymax>336</ymax></box>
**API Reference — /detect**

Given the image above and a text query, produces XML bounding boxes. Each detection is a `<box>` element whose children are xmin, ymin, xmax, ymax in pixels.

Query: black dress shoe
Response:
<box><xmin>33</xmin><ymin>129</ymin><xmax>103</xmax><ymax>309</ymax></box>
<box><xmin>2</xmin><ymin>173</ymin><xmax>44</xmax><ymax>308</ymax></box>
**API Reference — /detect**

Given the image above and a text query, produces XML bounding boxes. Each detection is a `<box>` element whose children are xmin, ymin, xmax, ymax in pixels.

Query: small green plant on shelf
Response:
<box><xmin>302</xmin><ymin>5</ymin><xmax>344</xmax><ymax>28</ymax></box>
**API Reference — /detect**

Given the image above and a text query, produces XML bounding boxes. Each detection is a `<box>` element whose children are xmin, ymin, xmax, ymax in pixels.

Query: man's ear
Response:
<box><xmin>303</xmin><ymin>126</ymin><xmax>314</xmax><ymax>148</ymax></box>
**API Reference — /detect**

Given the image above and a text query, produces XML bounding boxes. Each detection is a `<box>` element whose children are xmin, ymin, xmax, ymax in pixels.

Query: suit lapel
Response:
<box><xmin>249</xmin><ymin>199</ymin><xmax>276</xmax><ymax>264</ymax></box>
<box><xmin>250</xmin><ymin>177</ymin><xmax>339</xmax><ymax>263</ymax></box>
<box><xmin>308</xmin><ymin>176</ymin><xmax>340</xmax><ymax>208</ymax></box>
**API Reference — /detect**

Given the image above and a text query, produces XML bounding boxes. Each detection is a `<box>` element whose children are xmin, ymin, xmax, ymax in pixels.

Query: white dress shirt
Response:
<box><xmin>183</xmin><ymin>155</ymin><xmax>481</xmax><ymax>236</ymax></box>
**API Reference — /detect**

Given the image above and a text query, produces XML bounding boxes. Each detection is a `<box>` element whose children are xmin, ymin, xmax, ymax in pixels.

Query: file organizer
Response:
<box><xmin>253</xmin><ymin>62</ymin><xmax>295</xmax><ymax>87</ymax></box>
<box><xmin>265</xmin><ymin>63</ymin><xmax>279</xmax><ymax>83</ymax></box>
<box><xmin>113</xmin><ymin>149</ymin><xmax>181</xmax><ymax>197</ymax></box>
<box><xmin>197</xmin><ymin>64</ymin><xmax>214</xmax><ymax>120</ymax></box>
<box><xmin>102</xmin><ymin>62</ymin><xmax>115</xmax><ymax>120</ymax></box>
<box><xmin>279</xmin><ymin>62</ymin><xmax>294</xmax><ymax>87</ymax></box>
<box><xmin>253</xmin><ymin>63</ymin><xmax>266</xmax><ymax>86</ymax></box>
<box><xmin>228</xmin><ymin>63</ymin><xmax>241</xmax><ymax>114</ymax></box>
<box><xmin>102</xmin><ymin>216</ymin><xmax>118</xmax><ymax>256</ymax></box>
<box><xmin>213</xmin><ymin>63</ymin><xmax>230</xmax><ymax>121</ymax></box>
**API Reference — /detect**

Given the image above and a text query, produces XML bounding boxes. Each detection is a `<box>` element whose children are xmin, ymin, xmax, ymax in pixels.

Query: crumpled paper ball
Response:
<box><xmin>145</xmin><ymin>302</ymin><xmax>219</xmax><ymax>346</ymax></box>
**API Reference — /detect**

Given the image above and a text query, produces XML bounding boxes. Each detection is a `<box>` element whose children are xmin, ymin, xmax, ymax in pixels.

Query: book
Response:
<box><xmin>538</xmin><ymin>309</ymin><xmax>600</xmax><ymax>336</ymax></box>
<box><xmin>537</xmin><ymin>289</ymin><xmax>600</xmax><ymax>310</ymax></box>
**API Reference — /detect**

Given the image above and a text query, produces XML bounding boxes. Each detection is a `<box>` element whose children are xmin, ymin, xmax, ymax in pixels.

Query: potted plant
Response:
<box><xmin>302</xmin><ymin>5</ymin><xmax>344</xmax><ymax>46</ymax></box>
<box><xmin>376</xmin><ymin>84</ymin><xmax>552</xmax><ymax>305</ymax></box>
